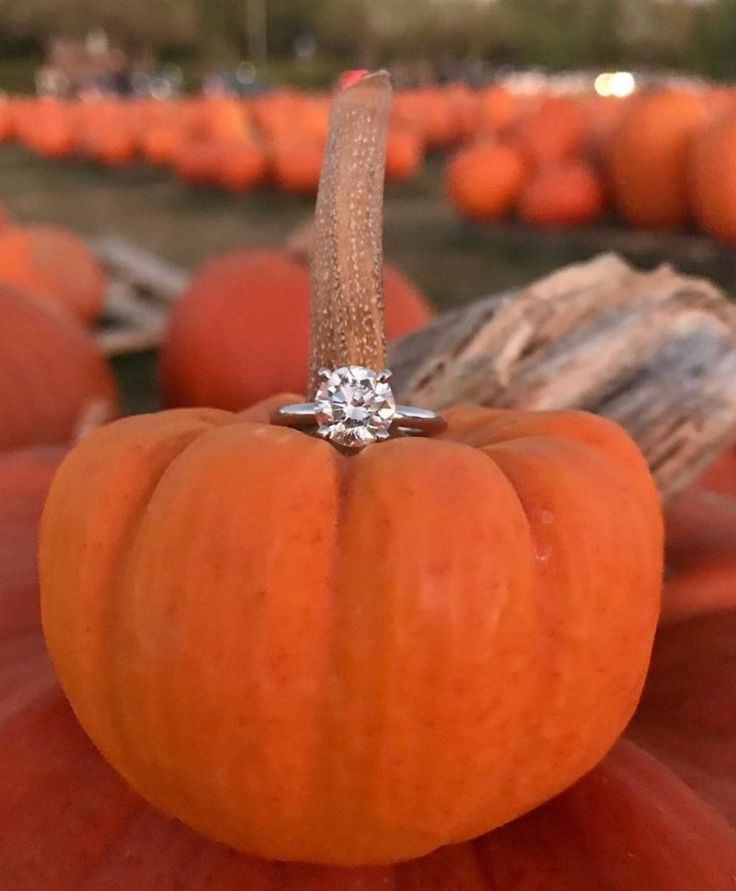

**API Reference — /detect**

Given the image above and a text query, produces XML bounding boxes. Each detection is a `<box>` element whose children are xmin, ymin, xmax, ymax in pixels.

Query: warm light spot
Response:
<box><xmin>594</xmin><ymin>71</ymin><xmax>636</xmax><ymax>98</ymax></box>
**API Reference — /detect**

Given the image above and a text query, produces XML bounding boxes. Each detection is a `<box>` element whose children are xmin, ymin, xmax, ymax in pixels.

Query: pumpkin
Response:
<box><xmin>385</xmin><ymin>126</ymin><xmax>423</xmax><ymax>182</ymax></box>
<box><xmin>159</xmin><ymin>249</ymin><xmax>433</xmax><ymax>410</ymax></box>
<box><xmin>40</xmin><ymin>394</ymin><xmax>662</xmax><ymax>865</ymax></box>
<box><xmin>41</xmin><ymin>71</ymin><xmax>662</xmax><ymax>868</ymax></box>
<box><xmin>607</xmin><ymin>90</ymin><xmax>708</xmax><ymax>229</ymax></box>
<box><xmin>3</xmin><ymin>421</ymin><xmax>731</xmax><ymax>885</ymax></box>
<box><xmin>691</xmin><ymin>116</ymin><xmax>736</xmax><ymax>243</ymax></box>
<box><xmin>216</xmin><ymin>140</ymin><xmax>269</xmax><ymax>192</ymax></box>
<box><xmin>513</xmin><ymin>95</ymin><xmax>591</xmax><ymax>169</ymax></box>
<box><xmin>0</xmin><ymin>445</ymin><xmax>63</xmax><ymax>639</ymax></box>
<box><xmin>0</xmin><ymin>225</ymin><xmax>106</xmax><ymax>323</ymax></box>
<box><xmin>446</xmin><ymin>142</ymin><xmax>528</xmax><ymax>221</ymax></box>
<box><xmin>476</xmin><ymin>85</ymin><xmax>518</xmax><ymax>136</ymax></box>
<box><xmin>271</xmin><ymin>136</ymin><xmax>325</xmax><ymax>193</ymax></box>
<box><xmin>0</xmin><ymin>285</ymin><xmax>118</xmax><ymax>451</ymax></box>
<box><xmin>518</xmin><ymin>162</ymin><xmax>606</xmax><ymax>228</ymax></box>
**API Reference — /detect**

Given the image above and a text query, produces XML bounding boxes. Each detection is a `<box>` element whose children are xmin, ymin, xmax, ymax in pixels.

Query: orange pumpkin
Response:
<box><xmin>216</xmin><ymin>140</ymin><xmax>269</xmax><ymax>192</ymax></box>
<box><xmin>159</xmin><ymin>249</ymin><xmax>433</xmax><ymax>410</ymax></box>
<box><xmin>691</xmin><ymin>115</ymin><xmax>736</xmax><ymax>243</ymax></box>
<box><xmin>40</xmin><ymin>396</ymin><xmax>662</xmax><ymax>865</ymax></box>
<box><xmin>476</xmin><ymin>85</ymin><xmax>518</xmax><ymax>136</ymax></box>
<box><xmin>385</xmin><ymin>126</ymin><xmax>423</xmax><ymax>182</ymax></box>
<box><xmin>0</xmin><ymin>285</ymin><xmax>117</xmax><ymax>451</ymax></box>
<box><xmin>446</xmin><ymin>142</ymin><xmax>528</xmax><ymax>221</ymax></box>
<box><xmin>0</xmin><ymin>225</ymin><xmax>106</xmax><ymax>323</ymax></box>
<box><xmin>0</xmin><ymin>445</ymin><xmax>63</xmax><ymax>638</ymax></box>
<box><xmin>518</xmin><ymin>162</ymin><xmax>606</xmax><ymax>228</ymax></box>
<box><xmin>271</xmin><ymin>136</ymin><xmax>325</xmax><ymax>193</ymax></box>
<box><xmin>513</xmin><ymin>96</ymin><xmax>591</xmax><ymax>169</ymax></box>
<box><xmin>607</xmin><ymin>90</ymin><xmax>708</xmax><ymax>229</ymax></box>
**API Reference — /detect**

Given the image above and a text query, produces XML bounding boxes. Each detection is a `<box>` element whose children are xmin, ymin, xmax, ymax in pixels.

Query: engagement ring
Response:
<box><xmin>270</xmin><ymin>365</ymin><xmax>447</xmax><ymax>449</ymax></box>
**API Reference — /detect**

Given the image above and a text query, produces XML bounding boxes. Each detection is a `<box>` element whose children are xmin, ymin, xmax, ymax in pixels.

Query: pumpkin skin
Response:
<box><xmin>446</xmin><ymin>142</ymin><xmax>528</xmax><ymax>221</ymax></box>
<box><xmin>40</xmin><ymin>397</ymin><xmax>663</xmax><ymax>865</ymax></box>
<box><xmin>691</xmin><ymin>116</ymin><xmax>736</xmax><ymax>243</ymax></box>
<box><xmin>518</xmin><ymin>162</ymin><xmax>605</xmax><ymax>228</ymax></box>
<box><xmin>607</xmin><ymin>90</ymin><xmax>708</xmax><ymax>229</ymax></box>
<box><xmin>0</xmin><ymin>225</ymin><xmax>106</xmax><ymax>322</ymax></box>
<box><xmin>159</xmin><ymin>249</ymin><xmax>433</xmax><ymax>410</ymax></box>
<box><xmin>0</xmin><ymin>445</ymin><xmax>63</xmax><ymax>640</ymax></box>
<box><xmin>0</xmin><ymin>285</ymin><xmax>118</xmax><ymax>451</ymax></box>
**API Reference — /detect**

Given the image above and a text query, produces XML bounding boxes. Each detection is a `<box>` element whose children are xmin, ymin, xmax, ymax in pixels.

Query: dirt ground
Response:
<box><xmin>1</xmin><ymin>145</ymin><xmax>733</xmax><ymax>411</ymax></box>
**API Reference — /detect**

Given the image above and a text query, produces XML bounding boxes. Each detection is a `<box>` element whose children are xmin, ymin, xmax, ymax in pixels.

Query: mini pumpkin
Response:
<box><xmin>40</xmin><ymin>72</ymin><xmax>663</xmax><ymax>868</ymax></box>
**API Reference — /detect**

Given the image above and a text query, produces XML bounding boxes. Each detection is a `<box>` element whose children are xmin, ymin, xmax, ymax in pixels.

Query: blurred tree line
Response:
<box><xmin>1</xmin><ymin>0</ymin><xmax>736</xmax><ymax>81</ymax></box>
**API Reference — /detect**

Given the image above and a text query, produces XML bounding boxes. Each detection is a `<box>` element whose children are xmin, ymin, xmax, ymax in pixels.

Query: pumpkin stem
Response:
<box><xmin>307</xmin><ymin>70</ymin><xmax>392</xmax><ymax>394</ymax></box>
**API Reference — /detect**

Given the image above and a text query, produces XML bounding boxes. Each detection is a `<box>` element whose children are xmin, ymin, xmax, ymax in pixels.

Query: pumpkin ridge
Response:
<box><xmin>106</xmin><ymin>418</ymin><xmax>247</xmax><ymax>777</ymax></box>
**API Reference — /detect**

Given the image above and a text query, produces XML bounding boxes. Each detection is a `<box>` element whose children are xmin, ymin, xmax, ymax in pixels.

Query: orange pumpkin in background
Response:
<box><xmin>513</xmin><ymin>95</ymin><xmax>591</xmax><ymax>169</ymax></box>
<box><xmin>271</xmin><ymin>136</ymin><xmax>325</xmax><ymax>193</ymax></box>
<box><xmin>0</xmin><ymin>224</ymin><xmax>106</xmax><ymax>322</ymax></box>
<box><xmin>0</xmin><ymin>444</ymin><xmax>64</xmax><ymax>638</ymax></box>
<box><xmin>160</xmin><ymin>248</ymin><xmax>433</xmax><ymax>410</ymax></box>
<box><xmin>476</xmin><ymin>84</ymin><xmax>518</xmax><ymax>136</ymax></box>
<box><xmin>607</xmin><ymin>89</ymin><xmax>708</xmax><ymax>229</ymax></box>
<box><xmin>217</xmin><ymin>140</ymin><xmax>269</xmax><ymax>192</ymax></box>
<box><xmin>691</xmin><ymin>115</ymin><xmax>736</xmax><ymax>243</ymax></box>
<box><xmin>446</xmin><ymin>141</ymin><xmax>528</xmax><ymax>221</ymax></box>
<box><xmin>518</xmin><ymin>162</ymin><xmax>606</xmax><ymax>228</ymax></box>
<box><xmin>40</xmin><ymin>395</ymin><xmax>663</xmax><ymax>865</ymax></box>
<box><xmin>0</xmin><ymin>285</ymin><xmax>117</xmax><ymax>451</ymax></box>
<box><xmin>385</xmin><ymin>126</ymin><xmax>423</xmax><ymax>182</ymax></box>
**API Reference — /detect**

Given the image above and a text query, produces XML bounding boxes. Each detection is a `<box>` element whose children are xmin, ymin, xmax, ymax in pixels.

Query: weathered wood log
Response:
<box><xmin>390</xmin><ymin>253</ymin><xmax>736</xmax><ymax>500</ymax></box>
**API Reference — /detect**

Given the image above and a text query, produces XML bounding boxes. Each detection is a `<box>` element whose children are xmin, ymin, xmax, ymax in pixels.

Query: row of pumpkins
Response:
<box><xmin>3</xmin><ymin>84</ymin><xmax>736</xmax><ymax>241</ymax></box>
<box><xmin>0</xmin><ymin>210</ymin><xmax>434</xmax><ymax>453</ymax></box>
<box><xmin>1</xmin><ymin>209</ymin><xmax>736</xmax><ymax>885</ymax></box>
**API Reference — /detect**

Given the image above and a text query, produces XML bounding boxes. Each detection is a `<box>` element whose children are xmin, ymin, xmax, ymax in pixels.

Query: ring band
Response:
<box><xmin>271</xmin><ymin>403</ymin><xmax>447</xmax><ymax>437</ymax></box>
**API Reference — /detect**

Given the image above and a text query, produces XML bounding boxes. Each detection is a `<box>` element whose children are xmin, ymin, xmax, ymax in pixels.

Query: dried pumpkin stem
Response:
<box><xmin>307</xmin><ymin>70</ymin><xmax>392</xmax><ymax>394</ymax></box>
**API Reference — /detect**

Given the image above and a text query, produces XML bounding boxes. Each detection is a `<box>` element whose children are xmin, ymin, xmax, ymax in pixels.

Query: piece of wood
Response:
<box><xmin>92</xmin><ymin>236</ymin><xmax>188</xmax><ymax>301</ymax></box>
<box><xmin>390</xmin><ymin>253</ymin><xmax>736</xmax><ymax>500</ymax></box>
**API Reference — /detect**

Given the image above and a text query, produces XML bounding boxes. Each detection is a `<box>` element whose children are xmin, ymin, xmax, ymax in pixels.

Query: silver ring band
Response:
<box><xmin>271</xmin><ymin>403</ymin><xmax>447</xmax><ymax>436</ymax></box>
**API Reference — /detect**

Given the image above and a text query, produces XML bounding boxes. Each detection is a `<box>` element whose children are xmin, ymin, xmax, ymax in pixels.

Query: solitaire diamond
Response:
<box><xmin>315</xmin><ymin>366</ymin><xmax>396</xmax><ymax>448</ymax></box>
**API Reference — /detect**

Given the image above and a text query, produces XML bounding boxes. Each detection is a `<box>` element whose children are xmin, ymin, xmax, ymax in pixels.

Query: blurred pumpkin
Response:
<box><xmin>141</xmin><ymin>124</ymin><xmax>182</xmax><ymax>167</ymax></box>
<box><xmin>607</xmin><ymin>90</ymin><xmax>708</xmax><ymax>229</ymax></box>
<box><xmin>0</xmin><ymin>285</ymin><xmax>117</xmax><ymax>451</ymax></box>
<box><xmin>0</xmin><ymin>225</ymin><xmax>106</xmax><ymax>322</ymax></box>
<box><xmin>216</xmin><ymin>140</ymin><xmax>269</xmax><ymax>192</ymax></box>
<box><xmin>172</xmin><ymin>141</ymin><xmax>221</xmax><ymax>188</ymax></box>
<box><xmin>691</xmin><ymin>116</ymin><xmax>736</xmax><ymax>243</ymax></box>
<box><xmin>0</xmin><ymin>445</ymin><xmax>63</xmax><ymax>639</ymax></box>
<box><xmin>476</xmin><ymin>85</ymin><xmax>518</xmax><ymax>136</ymax></box>
<box><xmin>446</xmin><ymin>141</ymin><xmax>528</xmax><ymax>221</ymax></box>
<box><xmin>40</xmin><ymin>393</ymin><xmax>662</xmax><ymax>865</ymax></box>
<box><xmin>513</xmin><ymin>95</ymin><xmax>591</xmax><ymax>169</ymax></box>
<box><xmin>160</xmin><ymin>248</ymin><xmax>433</xmax><ymax>410</ymax></box>
<box><xmin>518</xmin><ymin>162</ymin><xmax>606</xmax><ymax>228</ymax></box>
<box><xmin>271</xmin><ymin>136</ymin><xmax>324</xmax><ymax>193</ymax></box>
<box><xmin>385</xmin><ymin>126</ymin><xmax>423</xmax><ymax>182</ymax></box>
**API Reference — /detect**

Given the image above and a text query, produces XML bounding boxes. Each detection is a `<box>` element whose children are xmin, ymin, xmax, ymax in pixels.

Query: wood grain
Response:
<box><xmin>390</xmin><ymin>253</ymin><xmax>736</xmax><ymax>500</ymax></box>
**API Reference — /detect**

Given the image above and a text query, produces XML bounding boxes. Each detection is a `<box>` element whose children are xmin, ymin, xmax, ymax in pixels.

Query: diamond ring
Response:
<box><xmin>270</xmin><ymin>365</ymin><xmax>447</xmax><ymax>449</ymax></box>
